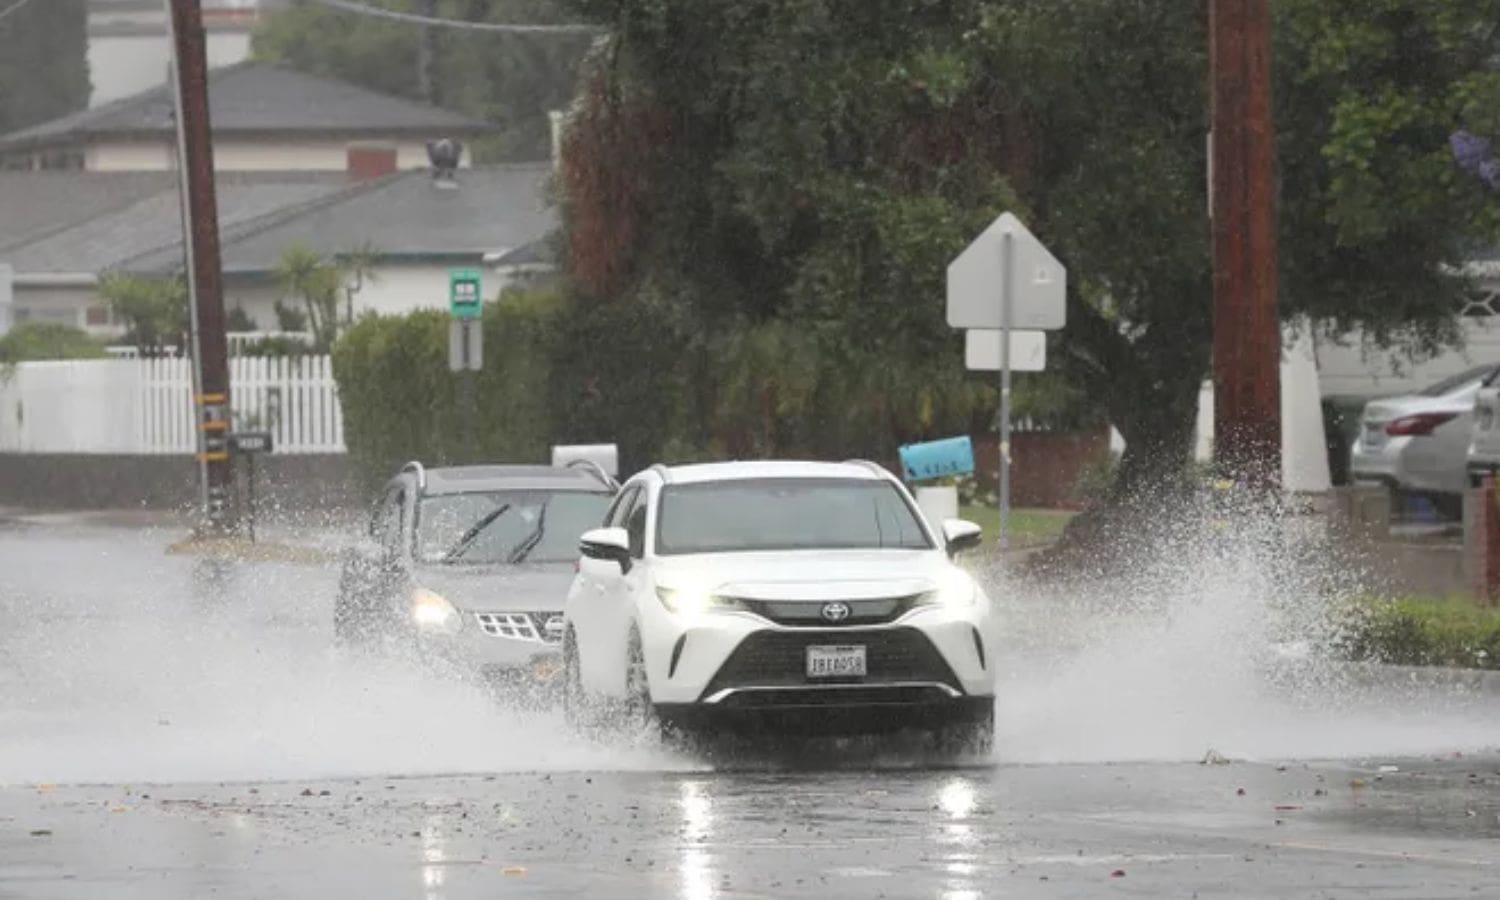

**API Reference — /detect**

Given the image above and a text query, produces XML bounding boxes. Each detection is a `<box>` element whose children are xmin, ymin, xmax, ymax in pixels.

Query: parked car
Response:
<box><xmin>561</xmin><ymin>460</ymin><xmax>995</xmax><ymax>753</ymax></box>
<box><xmin>1467</xmin><ymin>367</ymin><xmax>1500</xmax><ymax>486</ymax></box>
<box><xmin>335</xmin><ymin>461</ymin><xmax>617</xmax><ymax>689</ymax></box>
<box><xmin>1349</xmin><ymin>364</ymin><xmax>1498</xmax><ymax>518</ymax></box>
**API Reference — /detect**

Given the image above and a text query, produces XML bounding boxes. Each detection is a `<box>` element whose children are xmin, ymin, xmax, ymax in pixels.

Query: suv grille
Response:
<box><xmin>701</xmin><ymin>627</ymin><xmax>960</xmax><ymax>698</ymax></box>
<box><xmin>732</xmin><ymin>594</ymin><xmax>924</xmax><ymax>626</ymax></box>
<box><xmin>474</xmin><ymin>611</ymin><xmax>564</xmax><ymax>644</ymax></box>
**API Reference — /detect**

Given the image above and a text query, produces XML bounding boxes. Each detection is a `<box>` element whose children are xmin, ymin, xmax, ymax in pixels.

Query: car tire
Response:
<box><xmin>621</xmin><ymin>626</ymin><xmax>666</xmax><ymax>738</ymax></box>
<box><xmin>562</xmin><ymin>626</ymin><xmax>591</xmax><ymax>731</ymax></box>
<box><xmin>934</xmin><ymin>703</ymin><xmax>995</xmax><ymax>759</ymax></box>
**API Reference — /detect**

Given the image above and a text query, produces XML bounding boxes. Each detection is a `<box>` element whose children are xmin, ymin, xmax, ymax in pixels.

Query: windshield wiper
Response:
<box><xmin>442</xmin><ymin>503</ymin><xmax>512</xmax><ymax>561</ymax></box>
<box><xmin>506</xmin><ymin>502</ymin><xmax>550</xmax><ymax>564</ymax></box>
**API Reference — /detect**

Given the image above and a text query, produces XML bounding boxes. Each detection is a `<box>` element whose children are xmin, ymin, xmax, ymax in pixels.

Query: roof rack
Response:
<box><xmin>649</xmin><ymin>463</ymin><xmax>672</xmax><ymax>484</ymax></box>
<box><xmin>565</xmin><ymin>458</ymin><xmax>619</xmax><ymax>490</ymax></box>
<box><xmin>400</xmin><ymin>460</ymin><xmax>426</xmax><ymax>490</ymax></box>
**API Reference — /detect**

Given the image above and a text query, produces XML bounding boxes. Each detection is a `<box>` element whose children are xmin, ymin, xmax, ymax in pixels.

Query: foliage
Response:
<box><xmin>1337</xmin><ymin>597</ymin><xmax>1500</xmax><ymax>670</ymax></box>
<box><xmin>556</xmin><ymin>0</ymin><xmax>1500</xmax><ymax>503</ymax></box>
<box><xmin>274</xmin><ymin>243</ymin><xmax>364</xmax><ymax>351</ymax></box>
<box><xmin>226</xmin><ymin>306</ymin><xmax>258</xmax><ymax>332</ymax></box>
<box><xmin>99</xmin><ymin>274</ymin><xmax>187</xmax><ymax>352</ymax></box>
<box><xmin>273</xmin><ymin>300</ymin><xmax>308</xmax><ymax>333</ymax></box>
<box><xmin>0</xmin><ymin>322</ymin><xmax>106</xmax><ymax>364</ymax></box>
<box><xmin>0</xmin><ymin>0</ymin><xmax>88</xmax><ymax>135</ymax></box>
<box><xmin>251</xmin><ymin>0</ymin><xmax>594</xmax><ymax>160</ymax></box>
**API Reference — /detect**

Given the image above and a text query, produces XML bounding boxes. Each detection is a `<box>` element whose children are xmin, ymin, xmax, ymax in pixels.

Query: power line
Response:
<box><xmin>306</xmin><ymin>0</ymin><xmax>602</xmax><ymax>34</ymax></box>
<box><xmin>0</xmin><ymin>0</ymin><xmax>41</xmax><ymax>25</ymax></box>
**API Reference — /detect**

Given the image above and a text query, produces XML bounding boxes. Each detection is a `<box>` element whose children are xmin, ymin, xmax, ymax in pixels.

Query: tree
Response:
<box><xmin>0</xmin><ymin>0</ymin><xmax>89</xmax><ymax>135</ymax></box>
<box><xmin>251</xmin><ymin>0</ymin><xmax>593</xmax><ymax>159</ymax></box>
<box><xmin>99</xmin><ymin>274</ymin><xmax>188</xmax><ymax>354</ymax></box>
<box><xmin>273</xmin><ymin>243</ymin><xmax>344</xmax><ymax>351</ymax></box>
<box><xmin>559</xmin><ymin>0</ymin><xmax>1500</xmax><ymax>508</ymax></box>
<box><xmin>0</xmin><ymin>322</ymin><xmax>105</xmax><ymax>364</ymax></box>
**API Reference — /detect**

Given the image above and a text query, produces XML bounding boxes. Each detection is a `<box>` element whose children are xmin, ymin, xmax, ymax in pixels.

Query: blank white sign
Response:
<box><xmin>965</xmin><ymin>329</ymin><xmax>1047</xmax><ymax>372</ymax></box>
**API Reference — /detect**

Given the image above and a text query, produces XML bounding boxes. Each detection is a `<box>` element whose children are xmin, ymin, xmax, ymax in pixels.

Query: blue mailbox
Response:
<box><xmin>898</xmin><ymin>435</ymin><xmax>975</xmax><ymax>482</ymax></box>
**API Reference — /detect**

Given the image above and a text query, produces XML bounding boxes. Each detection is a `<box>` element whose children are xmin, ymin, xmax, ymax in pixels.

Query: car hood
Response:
<box><xmin>410</xmin><ymin>562</ymin><xmax>574</xmax><ymax>612</ymax></box>
<box><xmin>655</xmin><ymin>548</ymin><xmax>954</xmax><ymax>600</ymax></box>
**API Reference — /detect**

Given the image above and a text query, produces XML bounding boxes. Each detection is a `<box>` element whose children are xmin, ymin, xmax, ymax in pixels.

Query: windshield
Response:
<box><xmin>1417</xmin><ymin>365</ymin><xmax>1496</xmax><ymax>397</ymax></box>
<box><xmin>418</xmin><ymin>490</ymin><xmax>611</xmax><ymax>564</ymax></box>
<box><xmin>656</xmin><ymin>478</ymin><xmax>933</xmax><ymax>555</ymax></box>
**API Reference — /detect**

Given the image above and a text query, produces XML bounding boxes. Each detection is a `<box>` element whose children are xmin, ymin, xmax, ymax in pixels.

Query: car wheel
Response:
<box><xmin>562</xmin><ymin>626</ymin><xmax>590</xmax><ymax>731</ymax></box>
<box><xmin>621</xmin><ymin>626</ymin><xmax>664</xmax><ymax>737</ymax></box>
<box><xmin>934</xmin><ymin>704</ymin><xmax>995</xmax><ymax>759</ymax></box>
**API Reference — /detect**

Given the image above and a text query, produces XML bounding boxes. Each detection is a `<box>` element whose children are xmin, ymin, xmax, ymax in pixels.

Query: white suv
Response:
<box><xmin>561</xmin><ymin>460</ymin><xmax>995</xmax><ymax>752</ymax></box>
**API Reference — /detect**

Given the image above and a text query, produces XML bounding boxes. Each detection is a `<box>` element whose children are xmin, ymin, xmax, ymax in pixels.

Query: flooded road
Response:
<box><xmin>2</xmin><ymin>520</ymin><xmax>1499</xmax><ymax>897</ymax></box>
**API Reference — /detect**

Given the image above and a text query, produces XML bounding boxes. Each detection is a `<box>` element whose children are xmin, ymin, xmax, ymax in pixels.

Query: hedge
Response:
<box><xmin>1338</xmin><ymin>597</ymin><xmax>1500</xmax><ymax>670</ymax></box>
<box><xmin>331</xmin><ymin>285</ymin><xmax>1073</xmax><ymax>489</ymax></box>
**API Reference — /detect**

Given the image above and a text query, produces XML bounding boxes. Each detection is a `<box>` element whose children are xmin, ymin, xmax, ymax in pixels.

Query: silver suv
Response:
<box><xmin>336</xmin><ymin>461</ymin><xmax>617</xmax><ymax>688</ymax></box>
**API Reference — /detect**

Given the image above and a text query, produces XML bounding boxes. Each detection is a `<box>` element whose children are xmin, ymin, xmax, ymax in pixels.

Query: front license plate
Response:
<box><xmin>806</xmin><ymin>644</ymin><xmax>866</xmax><ymax>678</ymax></box>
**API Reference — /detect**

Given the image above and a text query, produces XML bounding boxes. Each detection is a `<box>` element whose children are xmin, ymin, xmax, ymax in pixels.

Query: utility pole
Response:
<box><xmin>166</xmin><ymin>0</ymin><xmax>235</xmax><ymax>533</ymax></box>
<box><xmin>1209</xmin><ymin>0</ymin><xmax>1281</xmax><ymax>489</ymax></box>
<box><xmin>416</xmin><ymin>0</ymin><xmax>436</xmax><ymax>102</ymax></box>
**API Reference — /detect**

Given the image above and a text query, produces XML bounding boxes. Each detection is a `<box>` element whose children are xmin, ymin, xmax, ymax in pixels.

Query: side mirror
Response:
<box><xmin>580</xmin><ymin>526</ymin><xmax>632</xmax><ymax>572</ymax></box>
<box><xmin>941</xmin><ymin>519</ymin><xmax>983</xmax><ymax>556</ymax></box>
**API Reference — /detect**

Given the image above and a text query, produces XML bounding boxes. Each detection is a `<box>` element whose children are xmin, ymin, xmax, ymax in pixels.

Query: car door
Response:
<box><xmin>574</xmin><ymin>483</ymin><xmax>638</xmax><ymax>692</ymax></box>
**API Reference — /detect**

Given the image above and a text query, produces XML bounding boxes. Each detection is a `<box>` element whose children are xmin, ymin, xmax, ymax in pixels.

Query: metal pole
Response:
<box><xmin>1210</xmin><ymin>0</ymin><xmax>1281</xmax><ymax>489</ymax></box>
<box><xmin>247</xmin><ymin>453</ymin><xmax>256</xmax><ymax>544</ymax></box>
<box><xmin>998</xmin><ymin>230</ymin><xmax>1013</xmax><ymax>551</ymax></box>
<box><xmin>167</xmin><ymin>0</ymin><xmax>236</xmax><ymax>534</ymax></box>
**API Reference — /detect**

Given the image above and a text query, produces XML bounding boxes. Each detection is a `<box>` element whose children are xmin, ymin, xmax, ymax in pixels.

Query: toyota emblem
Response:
<box><xmin>821</xmin><ymin>602</ymin><xmax>851</xmax><ymax>623</ymax></box>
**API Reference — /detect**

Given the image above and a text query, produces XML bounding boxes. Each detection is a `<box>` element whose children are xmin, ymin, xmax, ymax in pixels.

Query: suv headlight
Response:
<box><xmin>411</xmin><ymin>587</ymin><xmax>461</xmax><ymax>633</ymax></box>
<box><xmin>917</xmin><ymin>571</ymin><xmax>978</xmax><ymax>608</ymax></box>
<box><xmin>656</xmin><ymin>585</ymin><xmax>743</xmax><ymax>615</ymax></box>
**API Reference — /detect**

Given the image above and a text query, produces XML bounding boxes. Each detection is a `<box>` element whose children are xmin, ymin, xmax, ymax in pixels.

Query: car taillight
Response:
<box><xmin>1385</xmin><ymin>412</ymin><xmax>1457</xmax><ymax>436</ymax></box>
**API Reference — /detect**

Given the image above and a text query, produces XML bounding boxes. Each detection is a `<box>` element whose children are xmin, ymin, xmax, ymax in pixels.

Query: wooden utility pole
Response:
<box><xmin>166</xmin><ymin>0</ymin><xmax>235</xmax><ymax>532</ymax></box>
<box><xmin>1209</xmin><ymin>0</ymin><xmax>1281</xmax><ymax>488</ymax></box>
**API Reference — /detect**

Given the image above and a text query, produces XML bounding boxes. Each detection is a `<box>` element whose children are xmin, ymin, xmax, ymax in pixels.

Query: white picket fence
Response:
<box><xmin>0</xmin><ymin>356</ymin><xmax>345</xmax><ymax>454</ymax></box>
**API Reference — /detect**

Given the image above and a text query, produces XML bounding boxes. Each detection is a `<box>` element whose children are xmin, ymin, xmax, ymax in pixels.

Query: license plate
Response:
<box><xmin>806</xmin><ymin>644</ymin><xmax>866</xmax><ymax>678</ymax></box>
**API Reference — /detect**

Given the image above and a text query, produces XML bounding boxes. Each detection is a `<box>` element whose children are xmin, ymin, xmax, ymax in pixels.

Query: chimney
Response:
<box><xmin>347</xmin><ymin>144</ymin><xmax>398</xmax><ymax>182</ymax></box>
<box><xmin>425</xmin><ymin>139</ymin><xmax>462</xmax><ymax>189</ymax></box>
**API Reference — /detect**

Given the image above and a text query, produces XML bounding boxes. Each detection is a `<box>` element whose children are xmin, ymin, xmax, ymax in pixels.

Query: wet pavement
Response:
<box><xmin>2</xmin><ymin>520</ymin><xmax>1500</xmax><ymax>898</ymax></box>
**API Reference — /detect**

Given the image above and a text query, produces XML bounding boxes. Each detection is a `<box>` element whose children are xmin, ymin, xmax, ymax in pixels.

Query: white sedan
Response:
<box><xmin>561</xmin><ymin>460</ymin><xmax>995</xmax><ymax>753</ymax></box>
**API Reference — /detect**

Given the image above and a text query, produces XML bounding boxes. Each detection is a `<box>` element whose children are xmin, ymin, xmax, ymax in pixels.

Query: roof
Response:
<box><xmin>417</xmin><ymin>465</ymin><xmax>615</xmax><ymax>496</ymax></box>
<box><xmin>490</xmin><ymin>237</ymin><xmax>556</xmax><ymax>269</ymax></box>
<box><xmin>0</xmin><ymin>165</ymin><xmax>555</xmax><ymax>278</ymax></box>
<box><xmin>659</xmin><ymin>461</ymin><xmax>894</xmax><ymax>485</ymax></box>
<box><xmin>0</xmin><ymin>172</ymin><xmax>349</xmax><ymax>276</ymax></box>
<box><xmin>0</xmin><ymin>62</ymin><xmax>492</xmax><ymax>153</ymax></box>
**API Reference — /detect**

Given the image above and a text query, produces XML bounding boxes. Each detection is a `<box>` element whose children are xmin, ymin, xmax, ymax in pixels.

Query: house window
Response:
<box><xmin>84</xmin><ymin>304</ymin><xmax>112</xmax><ymax>327</ymax></box>
<box><xmin>38</xmin><ymin>151</ymin><xmax>85</xmax><ymax>171</ymax></box>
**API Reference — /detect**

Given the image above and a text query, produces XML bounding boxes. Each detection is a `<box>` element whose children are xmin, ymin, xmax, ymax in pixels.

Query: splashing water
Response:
<box><xmin>988</xmin><ymin>493</ymin><xmax>1500</xmax><ymax>763</ymax></box>
<box><xmin>1</xmin><ymin>502</ymin><xmax>1495</xmax><ymax>785</ymax></box>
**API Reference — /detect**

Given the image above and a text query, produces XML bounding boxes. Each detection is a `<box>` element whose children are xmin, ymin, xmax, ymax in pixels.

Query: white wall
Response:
<box><xmin>7</xmin><ymin>284</ymin><xmax>101</xmax><ymax>332</ymax></box>
<box><xmin>87</xmin><ymin>30</ymin><xmax>251</xmax><ymax>107</ymax></box>
<box><xmin>1314</xmin><ymin>317</ymin><xmax>1500</xmax><ymax>398</ymax></box>
<box><xmin>83</xmin><ymin>138</ymin><xmax>455</xmax><ymax>172</ymax></box>
<box><xmin>227</xmin><ymin>264</ymin><xmax>519</xmax><ymax>330</ymax></box>
<box><xmin>0</xmin><ymin>264</ymin><xmax>13</xmax><ymax>336</ymax></box>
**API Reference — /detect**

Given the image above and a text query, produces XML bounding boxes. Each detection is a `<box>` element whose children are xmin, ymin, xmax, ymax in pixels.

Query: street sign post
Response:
<box><xmin>964</xmin><ymin>329</ymin><xmax>1047</xmax><ymax>373</ymax></box>
<box><xmin>448</xmin><ymin>268</ymin><xmax>483</xmax><ymax>459</ymax></box>
<box><xmin>946</xmin><ymin>212</ymin><xmax>1067</xmax><ymax>552</ymax></box>
<box><xmin>228</xmin><ymin>430</ymin><xmax>273</xmax><ymax>542</ymax></box>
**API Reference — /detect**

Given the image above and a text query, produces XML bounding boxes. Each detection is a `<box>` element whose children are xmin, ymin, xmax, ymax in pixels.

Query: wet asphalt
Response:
<box><xmin>2</xmin><ymin>520</ymin><xmax>1499</xmax><ymax>898</ymax></box>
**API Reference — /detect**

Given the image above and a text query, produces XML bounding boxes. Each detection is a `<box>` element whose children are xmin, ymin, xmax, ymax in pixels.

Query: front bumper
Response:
<box><xmin>640</xmin><ymin>602</ymin><xmax>996</xmax><ymax>713</ymax></box>
<box><xmin>414</xmin><ymin>609</ymin><xmax>563</xmax><ymax>676</ymax></box>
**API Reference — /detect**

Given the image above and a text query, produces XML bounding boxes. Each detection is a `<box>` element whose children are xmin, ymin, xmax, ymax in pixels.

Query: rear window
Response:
<box><xmin>1418</xmin><ymin>365</ymin><xmax>1496</xmax><ymax>396</ymax></box>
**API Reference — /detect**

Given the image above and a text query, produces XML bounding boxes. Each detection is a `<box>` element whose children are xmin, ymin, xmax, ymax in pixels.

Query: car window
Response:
<box><xmin>626</xmin><ymin>501</ymin><xmax>648</xmax><ymax>559</ymax></box>
<box><xmin>382</xmin><ymin>489</ymin><xmax>405</xmax><ymax>555</ymax></box>
<box><xmin>605</xmin><ymin>484</ymin><xmax>640</xmax><ymax>529</ymax></box>
<box><xmin>1418</xmin><ymin>365</ymin><xmax>1496</xmax><ymax>397</ymax></box>
<box><xmin>656</xmin><ymin>478</ymin><xmax>934</xmax><ymax>555</ymax></box>
<box><xmin>416</xmin><ymin>490</ymin><xmax>612</xmax><ymax>564</ymax></box>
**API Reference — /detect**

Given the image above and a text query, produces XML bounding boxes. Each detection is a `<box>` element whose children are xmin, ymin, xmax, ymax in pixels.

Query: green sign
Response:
<box><xmin>449</xmin><ymin>268</ymin><xmax>483</xmax><ymax>319</ymax></box>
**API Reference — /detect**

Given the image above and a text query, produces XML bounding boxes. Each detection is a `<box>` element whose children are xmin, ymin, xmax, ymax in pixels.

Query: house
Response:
<box><xmin>0</xmin><ymin>61</ymin><xmax>491</xmax><ymax>173</ymax></box>
<box><xmin>86</xmin><ymin>0</ymin><xmax>277</xmax><ymax>107</ymax></box>
<box><xmin>0</xmin><ymin>163</ymin><xmax>554</xmax><ymax>334</ymax></box>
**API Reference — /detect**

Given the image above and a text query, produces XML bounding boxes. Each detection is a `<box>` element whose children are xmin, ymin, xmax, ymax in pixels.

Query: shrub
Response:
<box><xmin>0</xmin><ymin>321</ymin><xmax>107</xmax><ymax>363</ymax></box>
<box><xmin>1337</xmin><ymin>597</ymin><xmax>1500</xmax><ymax>670</ymax></box>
